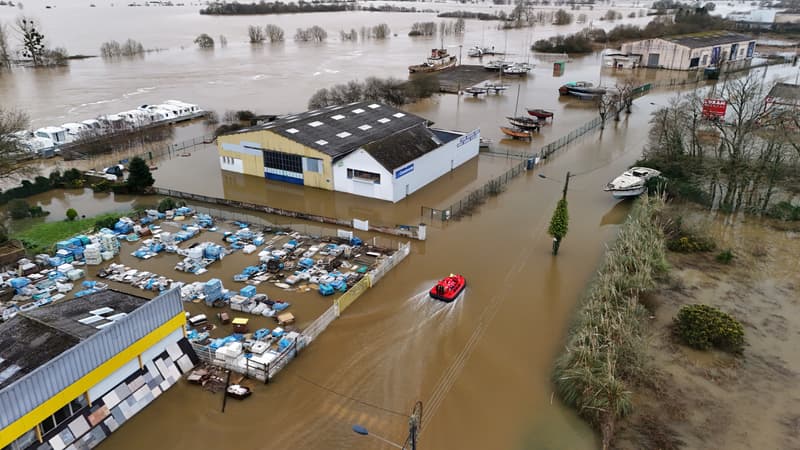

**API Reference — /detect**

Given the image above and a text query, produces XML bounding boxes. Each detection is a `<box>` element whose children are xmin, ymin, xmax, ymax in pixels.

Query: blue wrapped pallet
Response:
<box><xmin>56</xmin><ymin>240</ymin><xmax>72</xmax><ymax>251</ymax></box>
<box><xmin>240</xmin><ymin>285</ymin><xmax>257</xmax><ymax>298</ymax></box>
<box><xmin>9</xmin><ymin>277</ymin><xmax>29</xmax><ymax>289</ymax></box>
<box><xmin>319</xmin><ymin>284</ymin><xmax>334</xmax><ymax>296</ymax></box>
<box><xmin>299</xmin><ymin>258</ymin><xmax>314</xmax><ymax>269</ymax></box>
<box><xmin>77</xmin><ymin>235</ymin><xmax>91</xmax><ymax>246</ymax></box>
<box><xmin>114</xmin><ymin>220</ymin><xmax>132</xmax><ymax>234</ymax></box>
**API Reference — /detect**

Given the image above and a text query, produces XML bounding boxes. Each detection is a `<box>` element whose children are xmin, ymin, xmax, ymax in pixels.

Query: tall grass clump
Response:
<box><xmin>553</xmin><ymin>194</ymin><xmax>667</xmax><ymax>450</ymax></box>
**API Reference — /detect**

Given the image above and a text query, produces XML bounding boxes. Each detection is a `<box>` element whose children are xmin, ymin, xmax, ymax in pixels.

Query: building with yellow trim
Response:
<box><xmin>217</xmin><ymin>102</ymin><xmax>480</xmax><ymax>202</ymax></box>
<box><xmin>0</xmin><ymin>288</ymin><xmax>194</xmax><ymax>450</ymax></box>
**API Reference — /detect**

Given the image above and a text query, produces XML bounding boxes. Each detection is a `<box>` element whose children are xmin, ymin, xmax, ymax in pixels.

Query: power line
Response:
<box><xmin>294</xmin><ymin>374</ymin><xmax>409</xmax><ymax>418</ymax></box>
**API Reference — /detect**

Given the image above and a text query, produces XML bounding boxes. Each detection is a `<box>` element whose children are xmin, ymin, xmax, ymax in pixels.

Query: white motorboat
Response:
<box><xmin>604</xmin><ymin>167</ymin><xmax>661</xmax><ymax>199</ymax></box>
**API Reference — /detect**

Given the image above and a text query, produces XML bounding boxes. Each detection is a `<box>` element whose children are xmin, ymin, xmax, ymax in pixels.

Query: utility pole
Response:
<box><xmin>562</xmin><ymin>171</ymin><xmax>571</xmax><ymax>200</ymax></box>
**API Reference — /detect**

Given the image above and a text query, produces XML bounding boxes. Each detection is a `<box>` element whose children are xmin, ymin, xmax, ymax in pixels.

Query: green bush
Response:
<box><xmin>8</xmin><ymin>199</ymin><xmax>32</xmax><ymax>219</ymax></box>
<box><xmin>715</xmin><ymin>249</ymin><xmax>734</xmax><ymax>264</ymax></box>
<box><xmin>91</xmin><ymin>180</ymin><xmax>111</xmax><ymax>192</ymax></box>
<box><xmin>666</xmin><ymin>234</ymin><xmax>716</xmax><ymax>252</ymax></box>
<box><xmin>29</xmin><ymin>206</ymin><xmax>49</xmax><ymax>218</ymax></box>
<box><xmin>94</xmin><ymin>215</ymin><xmax>121</xmax><ymax>232</ymax></box>
<box><xmin>675</xmin><ymin>304</ymin><xmax>744</xmax><ymax>353</ymax></box>
<box><xmin>158</xmin><ymin>197</ymin><xmax>176</xmax><ymax>213</ymax></box>
<box><xmin>765</xmin><ymin>201</ymin><xmax>800</xmax><ymax>221</ymax></box>
<box><xmin>66</xmin><ymin>208</ymin><xmax>78</xmax><ymax>221</ymax></box>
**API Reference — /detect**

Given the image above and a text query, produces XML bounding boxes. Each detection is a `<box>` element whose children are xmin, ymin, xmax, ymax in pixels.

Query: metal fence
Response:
<box><xmin>190</xmin><ymin>339</ymin><xmax>299</xmax><ymax>384</ymax></box>
<box><xmin>66</xmin><ymin>133</ymin><xmax>214</xmax><ymax>162</ymax></box>
<box><xmin>154</xmin><ymin>188</ymin><xmax>426</xmax><ymax>240</ymax></box>
<box><xmin>334</xmin><ymin>276</ymin><xmax>371</xmax><ymax>315</ymax></box>
<box><xmin>422</xmin><ymin>98</ymin><xmax>637</xmax><ymax>222</ymax></box>
<box><xmin>368</xmin><ymin>241</ymin><xmax>411</xmax><ymax>286</ymax></box>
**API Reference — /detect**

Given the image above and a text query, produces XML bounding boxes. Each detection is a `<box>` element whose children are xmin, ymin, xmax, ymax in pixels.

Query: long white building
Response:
<box><xmin>620</xmin><ymin>31</ymin><xmax>756</xmax><ymax>70</ymax></box>
<box><xmin>217</xmin><ymin>102</ymin><xmax>480</xmax><ymax>203</ymax></box>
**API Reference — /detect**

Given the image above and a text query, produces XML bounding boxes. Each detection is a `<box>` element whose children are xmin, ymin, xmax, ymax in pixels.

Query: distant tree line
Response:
<box><xmin>533</xmin><ymin>7</ymin><xmax>735</xmax><ymax>53</ymax></box>
<box><xmin>308</xmin><ymin>76</ymin><xmax>439</xmax><ymax>109</ymax></box>
<box><xmin>437</xmin><ymin>10</ymin><xmax>504</xmax><ymax>20</ymax></box>
<box><xmin>409</xmin><ymin>22</ymin><xmax>436</xmax><ymax>36</ymax></box>
<box><xmin>200</xmin><ymin>1</ymin><xmax>355</xmax><ymax>15</ymax></box>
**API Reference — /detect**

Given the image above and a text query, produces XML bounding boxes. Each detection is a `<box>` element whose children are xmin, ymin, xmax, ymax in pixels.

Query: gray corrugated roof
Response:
<box><xmin>0</xmin><ymin>290</ymin><xmax>149</xmax><ymax>389</ymax></box>
<box><xmin>663</xmin><ymin>31</ymin><xmax>753</xmax><ymax>49</ymax></box>
<box><xmin>768</xmin><ymin>82</ymin><xmax>800</xmax><ymax>101</ymax></box>
<box><xmin>362</xmin><ymin>124</ymin><xmax>443</xmax><ymax>171</ymax></box>
<box><xmin>228</xmin><ymin>102</ymin><xmax>429</xmax><ymax>159</ymax></box>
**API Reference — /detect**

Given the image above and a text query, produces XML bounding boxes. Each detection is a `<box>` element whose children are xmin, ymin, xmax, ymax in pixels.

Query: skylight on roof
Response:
<box><xmin>309</xmin><ymin>121</ymin><xmax>324</xmax><ymax>127</ymax></box>
<box><xmin>78</xmin><ymin>315</ymin><xmax>104</xmax><ymax>325</ymax></box>
<box><xmin>358</xmin><ymin>124</ymin><xmax>372</xmax><ymax>131</ymax></box>
<box><xmin>315</xmin><ymin>139</ymin><xmax>329</xmax><ymax>146</ymax></box>
<box><xmin>336</xmin><ymin>132</ymin><xmax>352</xmax><ymax>138</ymax></box>
<box><xmin>352</xmin><ymin>108</ymin><xmax>365</xmax><ymax>114</ymax></box>
<box><xmin>378</xmin><ymin>118</ymin><xmax>391</xmax><ymax>124</ymax></box>
<box><xmin>368</xmin><ymin>104</ymin><xmax>380</xmax><ymax>109</ymax></box>
<box><xmin>286</xmin><ymin>128</ymin><xmax>299</xmax><ymax>134</ymax></box>
<box><xmin>393</xmin><ymin>112</ymin><xmax>406</xmax><ymax>118</ymax></box>
<box><xmin>331</xmin><ymin>114</ymin><xmax>345</xmax><ymax>120</ymax></box>
<box><xmin>90</xmin><ymin>307</ymin><xmax>114</xmax><ymax>316</ymax></box>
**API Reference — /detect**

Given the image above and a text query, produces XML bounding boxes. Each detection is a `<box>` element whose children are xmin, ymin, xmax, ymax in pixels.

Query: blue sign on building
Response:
<box><xmin>457</xmin><ymin>129</ymin><xmax>479</xmax><ymax>148</ymax></box>
<box><xmin>395</xmin><ymin>163</ymin><xmax>414</xmax><ymax>179</ymax></box>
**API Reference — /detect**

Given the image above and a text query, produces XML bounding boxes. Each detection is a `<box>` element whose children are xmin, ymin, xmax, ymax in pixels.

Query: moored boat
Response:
<box><xmin>409</xmin><ymin>48</ymin><xmax>457</xmax><ymax>73</ymax></box>
<box><xmin>526</xmin><ymin>108</ymin><xmax>554</xmax><ymax>120</ymax></box>
<box><xmin>604</xmin><ymin>167</ymin><xmax>661</xmax><ymax>199</ymax></box>
<box><xmin>506</xmin><ymin>116</ymin><xmax>540</xmax><ymax>131</ymax></box>
<box><xmin>464</xmin><ymin>86</ymin><xmax>487</xmax><ymax>97</ymax></box>
<box><xmin>430</xmin><ymin>274</ymin><xmax>466</xmax><ymax>302</ymax></box>
<box><xmin>559</xmin><ymin>81</ymin><xmax>607</xmax><ymax>98</ymax></box>
<box><xmin>500</xmin><ymin>126</ymin><xmax>533</xmax><ymax>140</ymax></box>
<box><xmin>483</xmin><ymin>59</ymin><xmax>511</xmax><ymax>71</ymax></box>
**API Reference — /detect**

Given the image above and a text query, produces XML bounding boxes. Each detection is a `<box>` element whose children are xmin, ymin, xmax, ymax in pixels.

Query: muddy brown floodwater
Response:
<box><xmin>618</xmin><ymin>208</ymin><xmax>800</xmax><ymax>450</ymax></box>
<box><xmin>4</xmin><ymin>2</ymin><xmax>798</xmax><ymax>448</ymax></box>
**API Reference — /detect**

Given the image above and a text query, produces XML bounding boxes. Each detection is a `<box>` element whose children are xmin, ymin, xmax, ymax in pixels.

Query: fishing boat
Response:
<box><xmin>526</xmin><ymin>109</ymin><xmax>554</xmax><ymax>120</ymax></box>
<box><xmin>500</xmin><ymin>126</ymin><xmax>533</xmax><ymax>140</ymax></box>
<box><xmin>429</xmin><ymin>274</ymin><xmax>466</xmax><ymax>302</ymax></box>
<box><xmin>506</xmin><ymin>116</ymin><xmax>540</xmax><ymax>132</ymax></box>
<box><xmin>226</xmin><ymin>384</ymin><xmax>252</xmax><ymax>400</ymax></box>
<box><xmin>484</xmin><ymin>82</ymin><xmax>509</xmax><ymax>94</ymax></box>
<box><xmin>408</xmin><ymin>48</ymin><xmax>457</xmax><ymax>73</ymax></box>
<box><xmin>604</xmin><ymin>167</ymin><xmax>661</xmax><ymax>199</ymax></box>
<box><xmin>559</xmin><ymin>81</ymin><xmax>607</xmax><ymax>98</ymax></box>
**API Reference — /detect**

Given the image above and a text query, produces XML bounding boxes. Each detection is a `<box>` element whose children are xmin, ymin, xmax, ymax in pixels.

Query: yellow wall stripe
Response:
<box><xmin>0</xmin><ymin>313</ymin><xmax>186</xmax><ymax>447</ymax></box>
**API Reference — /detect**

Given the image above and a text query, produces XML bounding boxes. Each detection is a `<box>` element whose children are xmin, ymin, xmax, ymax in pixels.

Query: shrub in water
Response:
<box><xmin>66</xmin><ymin>208</ymin><xmax>78</xmax><ymax>221</ymax></box>
<box><xmin>715</xmin><ymin>249</ymin><xmax>734</xmax><ymax>264</ymax></box>
<box><xmin>675</xmin><ymin>304</ymin><xmax>744</xmax><ymax>353</ymax></box>
<box><xmin>666</xmin><ymin>234</ymin><xmax>716</xmax><ymax>252</ymax></box>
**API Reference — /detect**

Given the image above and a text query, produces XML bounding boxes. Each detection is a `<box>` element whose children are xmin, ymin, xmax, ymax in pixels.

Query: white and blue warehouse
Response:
<box><xmin>216</xmin><ymin>102</ymin><xmax>480</xmax><ymax>202</ymax></box>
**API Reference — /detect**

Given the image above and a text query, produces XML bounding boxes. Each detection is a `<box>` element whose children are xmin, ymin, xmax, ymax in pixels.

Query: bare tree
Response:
<box><xmin>0</xmin><ymin>22</ymin><xmax>10</xmax><ymax>68</ymax></box>
<box><xmin>16</xmin><ymin>16</ymin><xmax>45</xmax><ymax>66</ymax></box>
<box><xmin>265</xmin><ymin>24</ymin><xmax>284</xmax><ymax>42</ymax></box>
<box><xmin>294</xmin><ymin>26</ymin><xmax>327</xmax><ymax>42</ymax></box>
<box><xmin>218</xmin><ymin>34</ymin><xmax>227</xmax><ymax>47</ymax></box>
<box><xmin>340</xmin><ymin>29</ymin><xmax>358</xmax><ymax>41</ymax></box>
<box><xmin>0</xmin><ymin>108</ymin><xmax>37</xmax><ymax>179</ymax></box>
<box><xmin>248</xmin><ymin>25</ymin><xmax>265</xmax><ymax>43</ymax></box>
<box><xmin>597</xmin><ymin>93</ymin><xmax>616</xmax><ymax>129</ymax></box>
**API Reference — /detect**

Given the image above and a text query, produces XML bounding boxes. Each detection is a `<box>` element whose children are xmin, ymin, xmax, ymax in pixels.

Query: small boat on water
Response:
<box><xmin>479</xmin><ymin>137</ymin><xmax>492</xmax><ymax>149</ymax></box>
<box><xmin>409</xmin><ymin>48</ymin><xmax>457</xmax><ymax>73</ymax></box>
<box><xmin>559</xmin><ymin>81</ymin><xmax>607</xmax><ymax>98</ymax></box>
<box><xmin>464</xmin><ymin>86</ymin><xmax>487</xmax><ymax>97</ymax></box>
<box><xmin>483</xmin><ymin>59</ymin><xmax>512</xmax><ymax>71</ymax></box>
<box><xmin>484</xmin><ymin>82</ymin><xmax>509</xmax><ymax>93</ymax></box>
<box><xmin>430</xmin><ymin>274</ymin><xmax>466</xmax><ymax>302</ymax></box>
<box><xmin>506</xmin><ymin>116</ymin><xmax>540</xmax><ymax>132</ymax></box>
<box><xmin>467</xmin><ymin>45</ymin><xmax>503</xmax><ymax>57</ymax></box>
<box><xmin>500</xmin><ymin>126</ymin><xmax>533</xmax><ymax>140</ymax></box>
<box><xmin>526</xmin><ymin>109</ymin><xmax>554</xmax><ymax>120</ymax></box>
<box><xmin>502</xmin><ymin>62</ymin><xmax>533</xmax><ymax>76</ymax></box>
<box><xmin>604</xmin><ymin>167</ymin><xmax>661</xmax><ymax>199</ymax></box>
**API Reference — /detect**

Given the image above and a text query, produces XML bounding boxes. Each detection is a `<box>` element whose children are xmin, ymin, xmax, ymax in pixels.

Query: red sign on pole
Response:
<box><xmin>702</xmin><ymin>98</ymin><xmax>727</xmax><ymax>119</ymax></box>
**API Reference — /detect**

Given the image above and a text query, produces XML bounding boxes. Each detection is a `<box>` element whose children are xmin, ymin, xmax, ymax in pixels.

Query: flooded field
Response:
<box><xmin>617</xmin><ymin>208</ymin><xmax>800</xmax><ymax>450</ymax></box>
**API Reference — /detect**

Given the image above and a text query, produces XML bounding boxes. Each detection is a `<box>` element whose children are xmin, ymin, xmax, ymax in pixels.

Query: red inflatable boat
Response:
<box><xmin>429</xmin><ymin>274</ymin><xmax>466</xmax><ymax>302</ymax></box>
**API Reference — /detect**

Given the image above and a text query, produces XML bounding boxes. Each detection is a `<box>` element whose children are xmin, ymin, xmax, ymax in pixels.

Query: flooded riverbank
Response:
<box><xmin>617</xmin><ymin>207</ymin><xmax>800</xmax><ymax>449</ymax></box>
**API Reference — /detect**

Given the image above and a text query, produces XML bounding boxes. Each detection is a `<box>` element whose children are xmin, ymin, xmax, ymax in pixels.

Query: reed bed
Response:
<box><xmin>553</xmin><ymin>194</ymin><xmax>667</xmax><ymax>450</ymax></box>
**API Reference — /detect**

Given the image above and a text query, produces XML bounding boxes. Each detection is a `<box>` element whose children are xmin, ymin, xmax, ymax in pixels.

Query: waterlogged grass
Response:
<box><xmin>13</xmin><ymin>212</ymin><xmax>126</xmax><ymax>254</ymax></box>
<box><xmin>553</xmin><ymin>194</ymin><xmax>667</xmax><ymax>450</ymax></box>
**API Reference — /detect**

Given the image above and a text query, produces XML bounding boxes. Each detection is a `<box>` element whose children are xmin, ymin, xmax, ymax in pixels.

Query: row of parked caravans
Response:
<box><xmin>13</xmin><ymin>100</ymin><xmax>203</xmax><ymax>157</ymax></box>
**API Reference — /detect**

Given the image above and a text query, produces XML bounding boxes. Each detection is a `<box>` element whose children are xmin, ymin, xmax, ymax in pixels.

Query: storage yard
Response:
<box><xmin>0</xmin><ymin>206</ymin><xmax>408</xmax><ymax>384</ymax></box>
